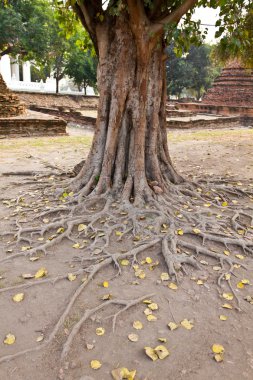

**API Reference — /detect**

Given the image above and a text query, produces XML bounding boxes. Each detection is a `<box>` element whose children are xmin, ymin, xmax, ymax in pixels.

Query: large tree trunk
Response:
<box><xmin>72</xmin><ymin>13</ymin><xmax>183</xmax><ymax>203</ymax></box>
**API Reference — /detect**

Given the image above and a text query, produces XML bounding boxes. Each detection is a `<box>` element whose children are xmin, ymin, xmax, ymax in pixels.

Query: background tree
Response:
<box><xmin>0</xmin><ymin>0</ymin><xmax>53</xmax><ymax>60</ymax></box>
<box><xmin>65</xmin><ymin>30</ymin><xmax>97</xmax><ymax>94</ymax></box>
<box><xmin>167</xmin><ymin>44</ymin><xmax>221</xmax><ymax>100</ymax></box>
<box><xmin>166</xmin><ymin>46</ymin><xmax>194</xmax><ymax>99</ymax></box>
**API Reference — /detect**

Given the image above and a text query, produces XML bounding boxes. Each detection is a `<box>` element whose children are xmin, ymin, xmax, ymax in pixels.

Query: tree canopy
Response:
<box><xmin>0</xmin><ymin>0</ymin><xmax>53</xmax><ymax>60</ymax></box>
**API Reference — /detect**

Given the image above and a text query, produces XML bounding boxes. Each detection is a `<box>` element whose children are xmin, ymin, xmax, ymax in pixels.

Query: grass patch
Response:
<box><xmin>168</xmin><ymin>128</ymin><xmax>253</xmax><ymax>143</ymax></box>
<box><xmin>0</xmin><ymin>135</ymin><xmax>93</xmax><ymax>152</ymax></box>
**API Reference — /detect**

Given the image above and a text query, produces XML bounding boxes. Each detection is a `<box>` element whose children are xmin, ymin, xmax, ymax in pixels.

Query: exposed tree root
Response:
<box><xmin>1</xmin><ymin>174</ymin><xmax>253</xmax><ymax>364</ymax></box>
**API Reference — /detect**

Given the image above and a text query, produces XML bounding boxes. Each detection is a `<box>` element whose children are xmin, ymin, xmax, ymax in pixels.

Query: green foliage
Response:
<box><xmin>167</xmin><ymin>44</ymin><xmax>221</xmax><ymax>99</ymax></box>
<box><xmin>213</xmin><ymin>10</ymin><xmax>253</xmax><ymax>68</ymax></box>
<box><xmin>0</xmin><ymin>0</ymin><xmax>53</xmax><ymax>60</ymax></box>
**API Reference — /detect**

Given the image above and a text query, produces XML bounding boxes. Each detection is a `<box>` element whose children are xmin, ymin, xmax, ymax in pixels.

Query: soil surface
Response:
<box><xmin>0</xmin><ymin>126</ymin><xmax>253</xmax><ymax>380</ymax></box>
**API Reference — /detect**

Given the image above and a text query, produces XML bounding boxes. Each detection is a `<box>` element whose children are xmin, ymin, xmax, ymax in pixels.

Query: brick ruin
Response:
<box><xmin>202</xmin><ymin>60</ymin><xmax>253</xmax><ymax>107</ymax></box>
<box><xmin>0</xmin><ymin>74</ymin><xmax>67</xmax><ymax>138</ymax></box>
<box><xmin>0</xmin><ymin>74</ymin><xmax>26</xmax><ymax>117</ymax></box>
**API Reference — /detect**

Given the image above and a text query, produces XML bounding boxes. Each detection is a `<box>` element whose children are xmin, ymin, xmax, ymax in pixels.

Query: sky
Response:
<box><xmin>193</xmin><ymin>6</ymin><xmax>220</xmax><ymax>43</ymax></box>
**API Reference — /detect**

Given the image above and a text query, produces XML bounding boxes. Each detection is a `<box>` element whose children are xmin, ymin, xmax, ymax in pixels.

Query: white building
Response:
<box><xmin>0</xmin><ymin>54</ymin><xmax>95</xmax><ymax>95</ymax></box>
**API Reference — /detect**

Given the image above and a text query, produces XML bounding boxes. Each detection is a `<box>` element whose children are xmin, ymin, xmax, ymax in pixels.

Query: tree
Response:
<box><xmin>186</xmin><ymin>44</ymin><xmax>220</xmax><ymax>100</ymax></box>
<box><xmin>166</xmin><ymin>45</ymin><xmax>194</xmax><ymax>99</ymax></box>
<box><xmin>0</xmin><ymin>0</ymin><xmax>53</xmax><ymax>60</ymax></box>
<box><xmin>67</xmin><ymin>0</ymin><xmax>251</xmax><ymax>199</ymax></box>
<box><xmin>65</xmin><ymin>32</ymin><xmax>97</xmax><ymax>93</ymax></box>
<box><xmin>0</xmin><ymin>0</ymin><xmax>252</xmax><ymax>366</ymax></box>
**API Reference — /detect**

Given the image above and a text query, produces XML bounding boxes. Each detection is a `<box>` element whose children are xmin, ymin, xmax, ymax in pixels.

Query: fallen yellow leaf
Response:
<box><xmin>133</xmin><ymin>321</ymin><xmax>143</xmax><ymax>330</ymax></box>
<box><xmin>147</xmin><ymin>314</ymin><xmax>157</xmax><ymax>322</ymax></box>
<box><xmin>180</xmin><ymin>319</ymin><xmax>194</xmax><ymax>330</ymax></box>
<box><xmin>128</xmin><ymin>333</ymin><xmax>139</xmax><ymax>342</ymax></box>
<box><xmin>67</xmin><ymin>273</ymin><xmax>77</xmax><ymax>282</ymax></box>
<box><xmin>168</xmin><ymin>282</ymin><xmax>178</xmax><ymax>290</ymax></box>
<box><xmin>34</xmin><ymin>267</ymin><xmax>47</xmax><ymax>279</ymax></box>
<box><xmin>222</xmin><ymin>293</ymin><xmax>233</xmax><ymax>301</ymax></box>
<box><xmin>148</xmin><ymin>303</ymin><xmax>158</xmax><ymax>311</ymax></box>
<box><xmin>90</xmin><ymin>360</ymin><xmax>102</xmax><ymax>369</ymax></box>
<box><xmin>78</xmin><ymin>224</ymin><xmax>87</xmax><ymax>232</ymax></box>
<box><xmin>72</xmin><ymin>243</ymin><xmax>80</xmax><ymax>249</ymax></box>
<box><xmin>223</xmin><ymin>250</ymin><xmax>230</xmax><ymax>256</ymax></box>
<box><xmin>120</xmin><ymin>259</ymin><xmax>130</xmax><ymax>266</ymax></box>
<box><xmin>177</xmin><ymin>229</ymin><xmax>184</xmax><ymax>236</ymax></box>
<box><xmin>102</xmin><ymin>281</ymin><xmax>109</xmax><ymax>288</ymax></box>
<box><xmin>222</xmin><ymin>303</ymin><xmax>233</xmax><ymax>309</ymax></box>
<box><xmin>144</xmin><ymin>347</ymin><xmax>158</xmax><ymax>361</ymax></box>
<box><xmin>4</xmin><ymin>334</ymin><xmax>15</xmax><ymax>345</ymax></box>
<box><xmin>145</xmin><ymin>257</ymin><xmax>153</xmax><ymax>264</ymax></box>
<box><xmin>111</xmin><ymin>367</ymin><xmax>136</xmax><ymax>380</ymax></box>
<box><xmin>154</xmin><ymin>345</ymin><xmax>170</xmax><ymax>359</ymax></box>
<box><xmin>12</xmin><ymin>293</ymin><xmax>24</xmax><ymax>303</ymax></box>
<box><xmin>193</xmin><ymin>228</ymin><xmax>201</xmax><ymax>234</ymax></box>
<box><xmin>212</xmin><ymin>344</ymin><xmax>225</xmax><ymax>354</ymax></box>
<box><xmin>96</xmin><ymin>327</ymin><xmax>105</xmax><ymax>336</ymax></box>
<box><xmin>235</xmin><ymin>254</ymin><xmax>245</xmax><ymax>260</ymax></box>
<box><xmin>219</xmin><ymin>315</ymin><xmax>228</xmax><ymax>321</ymax></box>
<box><xmin>160</xmin><ymin>272</ymin><xmax>170</xmax><ymax>281</ymax></box>
<box><xmin>168</xmin><ymin>322</ymin><xmax>178</xmax><ymax>331</ymax></box>
<box><xmin>237</xmin><ymin>282</ymin><xmax>244</xmax><ymax>289</ymax></box>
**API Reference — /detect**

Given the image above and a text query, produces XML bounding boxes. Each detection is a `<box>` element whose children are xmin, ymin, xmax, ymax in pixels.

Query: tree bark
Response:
<box><xmin>72</xmin><ymin>11</ymin><xmax>183</xmax><ymax>203</ymax></box>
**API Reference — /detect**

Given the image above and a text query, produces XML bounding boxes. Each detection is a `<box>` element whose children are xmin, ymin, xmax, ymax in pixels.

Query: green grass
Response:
<box><xmin>0</xmin><ymin>128</ymin><xmax>252</xmax><ymax>152</ymax></box>
<box><xmin>0</xmin><ymin>135</ymin><xmax>93</xmax><ymax>151</ymax></box>
<box><xmin>167</xmin><ymin>128</ymin><xmax>253</xmax><ymax>143</ymax></box>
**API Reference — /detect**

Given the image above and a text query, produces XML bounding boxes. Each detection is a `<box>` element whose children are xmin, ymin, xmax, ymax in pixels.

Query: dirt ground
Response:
<box><xmin>0</xmin><ymin>126</ymin><xmax>253</xmax><ymax>380</ymax></box>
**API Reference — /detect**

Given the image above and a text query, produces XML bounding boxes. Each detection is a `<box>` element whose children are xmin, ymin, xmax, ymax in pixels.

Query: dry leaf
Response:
<box><xmin>144</xmin><ymin>347</ymin><xmax>158</xmax><ymax>361</ymax></box>
<box><xmin>223</xmin><ymin>250</ymin><xmax>230</xmax><ymax>256</ymax></box>
<box><xmin>111</xmin><ymin>367</ymin><xmax>136</xmax><ymax>380</ymax></box>
<box><xmin>147</xmin><ymin>314</ymin><xmax>157</xmax><ymax>322</ymax></box>
<box><xmin>241</xmin><ymin>279</ymin><xmax>250</xmax><ymax>284</ymax></box>
<box><xmin>160</xmin><ymin>272</ymin><xmax>170</xmax><ymax>281</ymax></box>
<box><xmin>168</xmin><ymin>282</ymin><xmax>178</xmax><ymax>290</ymax></box>
<box><xmin>214</xmin><ymin>353</ymin><xmax>224</xmax><ymax>362</ymax></box>
<box><xmin>212</xmin><ymin>344</ymin><xmax>225</xmax><ymax>354</ymax></box>
<box><xmin>67</xmin><ymin>273</ymin><xmax>77</xmax><ymax>282</ymax></box>
<box><xmin>34</xmin><ymin>267</ymin><xmax>47</xmax><ymax>279</ymax></box>
<box><xmin>22</xmin><ymin>273</ymin><xmax>34</xmax><ymax>279</ymax></box>
<box><xmin>181</xmin><ymin>319</ymin><xmax>194</xmax><ymax>330</ymax></box>
<box><xmin>57</xmin><ymin>227</ymin><xmax>65</xmax><ymax>234</ymax></box>
<box><xmin>193</xmin><ymin>228</ymin><xmax>201</xmax><ymax>234</ymax></box>
<box><xmin>78</xmin><ymin>224</ymin><xmax>87</xmax><ymax>232</ymax></box>
<box><xmin>148</xmin><ymin>303</ymin><xmax>158</xmax><ymax>311</ymax></box>
<box><xmin>222</xmin><ymin>303</ymin><xmax>233</xmax><ymax>309</ymax></box>
<box><xmin>121</xmin><ymin>259</ymin><xmax>130</xmax><ymax>266</ymax></box>
<box><xmin>29</xmin><ymin>257</ymin><xmax>39</xmax><ymax>262</ymax></box>
<box><xmin>133</xmin><ymin>321</ymin><xmax>143</xmax><ymax>330</ymax></box>
<box><xmin>36</xmin><ymin>335</ymin><xmax>44</xmax><ymax>342</ymax></box>
<box><xmin>168</xmin><ymin>322</ymin><xmax>178</xmax><ymax>331</ymax></box>
<box><xmin>154</xmin><ymin>345</ymin><xmax>170</xmax><ymax>359</ymax></box>
<box><xmin>219</xmin><ymin>315</ymin><xmax>228</xmax><ymax>321</ymax></box>
<box><xmin>72</xmin><ymin>243</ymin><xmax>80</xmax><ymax>249</ymax></box>
<box><xmin>96</xmin><ymin>327</ymin><xmax>105</xmax><ymax>336</ymax></box>
<box><xmin>12</xmin><ymin>293</ymin><xmax>24</xmax><ymax>303</ymax></box>
<box><xmin>128</xmin><ymin>333</ymin><xmax>139</xmax><ymax>342</ymax></box>
<box><xmin>158</xmin><ymin>338</ymin><xmax>167</xmax><ymax>343</ymax></box>
<box><xmin>235</xmin><ymin>254</ymin><xmax>245</xmax><ymax>260</ymax></box>
<box><xmin>90</xmin><ymin>360</ymin><xmax>102</xmax><ymax>369</ymax></box>
<box><xmin>4</xmin><ymin>334</ymin><xmax>15</xmax><ymax>345</ymax></box>
<box><xmin>222</xmin><ymin>293</ymin><xmax>233</xmax><ymax>301</ymax></box>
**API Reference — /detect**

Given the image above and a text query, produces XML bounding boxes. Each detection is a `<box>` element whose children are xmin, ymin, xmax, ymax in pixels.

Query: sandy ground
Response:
<box><xmin>0</xmin><ymin>126</ymin><xmax>253</xmax><ymax>380</ymax></box>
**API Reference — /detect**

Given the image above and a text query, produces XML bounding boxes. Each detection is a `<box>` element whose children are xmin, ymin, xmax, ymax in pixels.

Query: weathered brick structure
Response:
<box><xmin>202</xmin><ymin>60</ymin><xmax>253</xmax><ymax>107</ymax></box>
<box><xmin>0</xmin><ymin>74</ymin><xmax>26</xmax><ymax>117</ymax></box>
<box><xmin>0</xmin><ymin>75</ymin><xmax>67</xmax><ymax>138</ymax></box>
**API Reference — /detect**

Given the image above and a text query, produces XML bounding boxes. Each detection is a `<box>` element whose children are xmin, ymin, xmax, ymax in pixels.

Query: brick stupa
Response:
<box><xmin>0</xmin><ymin>73</ymin><xmax>26</xmax><ymax>117</ymax></box>
<box><xmin>202</xmin><ymin>60</ymin><xmax>253</xmax><ymax>107</ymax></box>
